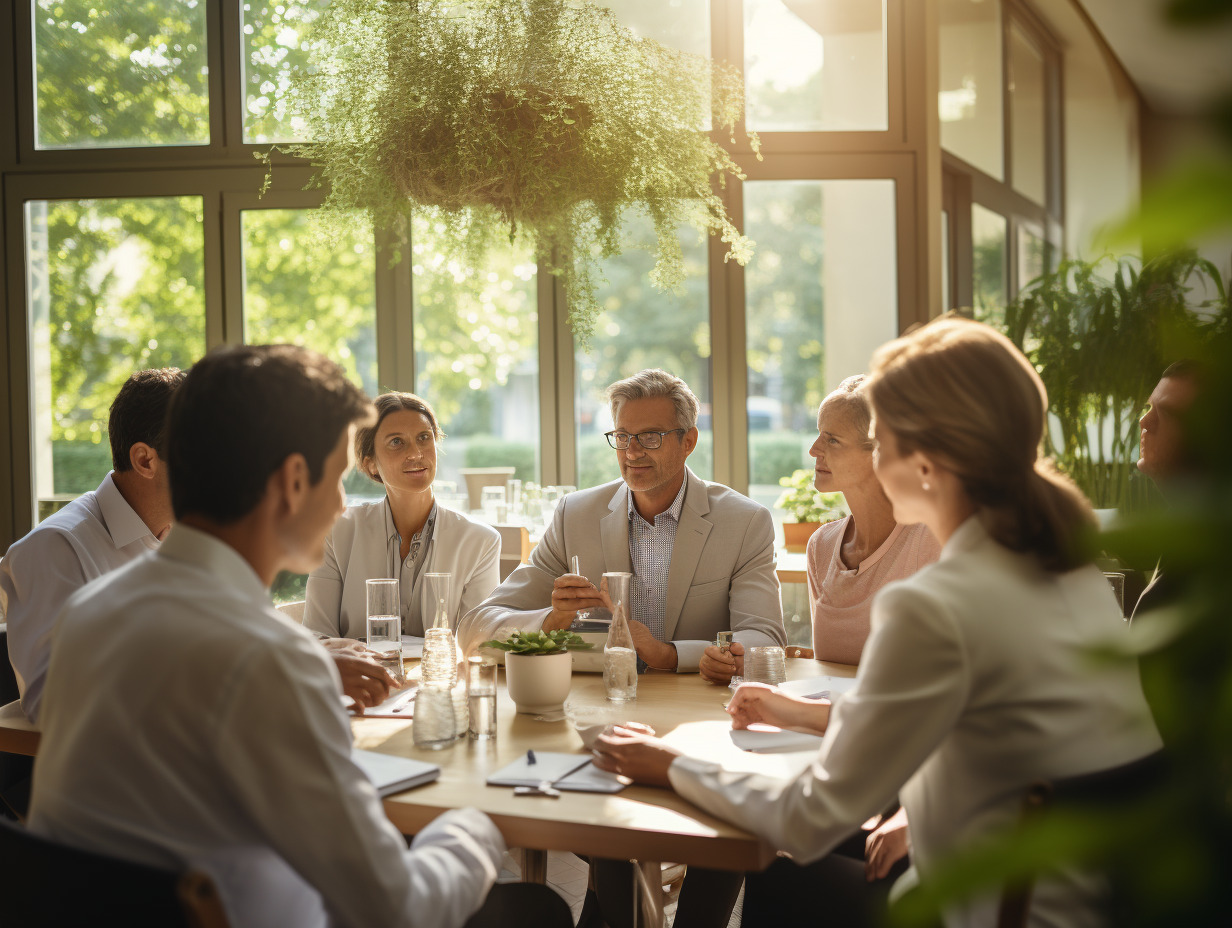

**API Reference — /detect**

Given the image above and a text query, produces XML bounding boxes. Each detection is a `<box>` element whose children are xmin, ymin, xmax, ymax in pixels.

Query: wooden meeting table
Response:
<box><xmin>352</xmin><ymin>656</ymin><xmax>854</xmax><ymax>925</ymax></box>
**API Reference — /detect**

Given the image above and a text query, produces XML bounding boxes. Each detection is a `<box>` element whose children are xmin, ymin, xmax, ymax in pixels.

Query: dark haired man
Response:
<box><xmin>1</xmin><ymin>367</ymin><xmax>183</xmax><ymax>722</ymax></box>
<box><xmin>28</xmin><ymin>346</ymin><xmax>556</xmax><ymax>928</ymax></box>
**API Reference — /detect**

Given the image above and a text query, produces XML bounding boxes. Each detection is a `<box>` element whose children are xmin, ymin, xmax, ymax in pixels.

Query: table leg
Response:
<box><xmin>518</xmin><ymin>848</ymin><xmax>547</xmax><ymax>884</ymax></box>
<box><xmin>632</xmin><ymin>859</ymin><xmax>665</xmax><ymax>928</ymax></box>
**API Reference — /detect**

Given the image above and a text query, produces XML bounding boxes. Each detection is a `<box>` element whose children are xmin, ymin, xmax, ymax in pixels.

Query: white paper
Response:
<box><xmin>729</xmin><ymin>724</ymin><xmax>825</xmax><ymax>754</ymax></box>
<box><xmin>486</xmin><ymin>751</ymin><xmax>591</xmax><ymax>788</ymax></box>
<box><xmin>777</xmin><ymin>674</ymin><xmax>858</xmax><ymax>701</ymax></box>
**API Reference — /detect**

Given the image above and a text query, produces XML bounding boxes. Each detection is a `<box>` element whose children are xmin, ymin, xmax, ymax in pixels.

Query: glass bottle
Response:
<box><xmin>412</xmin><ymin>683</ymin><xmax>457</xmax><ymax>750</ymax></box>
<box><xmin>602</xmin><ymin>571</ymin><xmax>636</xmax><ymax>702</ymax></box>
<box><xmin>421</xmin><ymin>572</ymin><xmax>457</xmax><ymax>688</ymax></box>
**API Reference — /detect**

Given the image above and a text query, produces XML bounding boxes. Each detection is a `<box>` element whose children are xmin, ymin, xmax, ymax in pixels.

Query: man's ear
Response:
<box><xmin>128</xmin><ymin>442</ymin><xmax>161</xmax><ymax>480</ymax></box>
<box><xmin>269</xmin><ymin>453</ymin><xmax>312</xmax><ymax>516</ymax></box>
<box><xmin>682</xmin><ymin>427</ymin><xmax>699</xmax><ymax>456</ymax></box>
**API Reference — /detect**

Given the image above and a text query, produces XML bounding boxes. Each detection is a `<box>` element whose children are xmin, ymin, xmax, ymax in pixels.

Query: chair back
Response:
<box><xmin>275</xmin><ymin>600</ymin><xmax>306</xmax><ymax>623</ymax></box>
<box><xmin>0</xmin><ymin>817</ymin><xmax>230</xmax><ymax>927</ymax></box>
<box><xmin>0</xmin><ymin>627</ymin><xmax>19</xmax><ymax>706</ymax></box>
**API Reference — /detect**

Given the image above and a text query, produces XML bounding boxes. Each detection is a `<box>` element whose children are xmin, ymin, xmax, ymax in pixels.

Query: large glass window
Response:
<box><xmin>744</xmin><ymin>0</ymin><xmax>888</xmax><ymax>132</ymax></box>
<box><xmin>24</xmin><ymin>197</ymin><xmax>206</xmax><ymax>515</ymax></box>
<box><xmin>242</xmin><ymin>0</ymin><xmax>325</xmax><ymax>143</ymax></box>
<box><xmin>574</xmin><ymin>215</ymin><xmax>713</xmax><ymax>490</ymax></box>
<box><xmin>412</xmin><ymin>218</ymin><xmax>541</xmax><ymax>489</ymax></box>
<box><xmin>34</xmin><ymin>0</ymin><xmax>210</xmax><ymax>149</ymax></box>
<box><xmin>972</xmin><ymin>203</ymin><xmax>1008</xmax><ymax>325</ymax></box>
<box><xmin>1009</xmin><ymin>23</ymin><xmax>1047</xmax><ymax>204</ymax></box>
<box><xmin>939</xmin><ymin>0</ymin><xmax>1004</xmax><ymax>179</ymax></box>
<box><xmin>743</xmin><ymin>180</ymin><xmax>898</xmax><ymax>522</ymax></box>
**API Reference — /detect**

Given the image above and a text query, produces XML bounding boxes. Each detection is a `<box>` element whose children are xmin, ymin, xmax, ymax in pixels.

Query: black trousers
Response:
<box><xmin>464</xmin><ymin>881</ymin><xmax>574</xmax><ymax>928</ymax></box>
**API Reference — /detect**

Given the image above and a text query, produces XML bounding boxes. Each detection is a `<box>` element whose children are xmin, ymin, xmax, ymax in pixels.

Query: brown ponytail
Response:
<box><xmin>867</xmin><ymin>316</ymin><xmax>1096</xmax><ymax>572</ymax></box>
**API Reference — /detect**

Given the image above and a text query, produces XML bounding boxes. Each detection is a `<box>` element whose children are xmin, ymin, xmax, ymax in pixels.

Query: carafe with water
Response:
<box><xmin>602</xmin><ymin>571</ymin><xmax>636</xmax><ymax>702</ymax></box>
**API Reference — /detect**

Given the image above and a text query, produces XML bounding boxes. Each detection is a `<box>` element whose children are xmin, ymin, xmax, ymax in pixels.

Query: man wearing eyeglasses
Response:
<box><xmin>460</xmin><ymin>368</ymin><xmax>784</xmax><ymax>683</ymax></box>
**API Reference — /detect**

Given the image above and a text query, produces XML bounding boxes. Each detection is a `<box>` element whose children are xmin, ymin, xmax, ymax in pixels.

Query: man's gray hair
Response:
<box><xmin>606</xmin><ymin>369</ymin><xmax>700</xmax><ymax>431</ymax></box>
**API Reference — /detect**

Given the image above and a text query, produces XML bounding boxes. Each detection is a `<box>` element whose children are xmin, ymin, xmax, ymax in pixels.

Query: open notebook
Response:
<box><xmin>486</xmin><ymin>751</ymin><xmax>626</xmax><ymax>793</ymax></box>
<box><xmin>353</xmin><ymin>749</ymin><xmax>441</xmax><ymax>797</ymax></box>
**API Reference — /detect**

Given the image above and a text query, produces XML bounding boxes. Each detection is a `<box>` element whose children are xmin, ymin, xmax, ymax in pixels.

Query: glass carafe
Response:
<box><xmin>602</xmin><ymin>571</ymin><xmax>636</xmax><ymax>702</ymax></box>
<box><xmin>421</xmin><ymin>572</ymin><xmax>457</xmax><ymax>688</ymax></box>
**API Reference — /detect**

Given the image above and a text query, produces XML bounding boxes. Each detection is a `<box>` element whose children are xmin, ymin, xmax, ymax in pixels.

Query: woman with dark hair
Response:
<box><xmin>592</xmin><ymin>317</ymin><xmax>1162</xmax><ymax>927</ymax></box>
<box><xmin>304</xmin><ymin>392</ymin><xmax>501</xmax><ymax>639</ymax></box>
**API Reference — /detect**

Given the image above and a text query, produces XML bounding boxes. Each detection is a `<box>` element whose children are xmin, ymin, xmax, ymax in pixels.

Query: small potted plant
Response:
<box><xmin>774</xmin><ymin>469</ymin><xmax>847</xmax><ymax>551</ymax></box>
<box><xmin>480</xmin><ymin>629</ymin><xmax>593</xmax><ymax>715</ymax></box>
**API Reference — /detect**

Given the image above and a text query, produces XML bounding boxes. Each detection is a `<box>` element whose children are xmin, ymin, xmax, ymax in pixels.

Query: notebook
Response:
<box><xmin>729</xmin><ymin>725</ymin><xmax>826</xmax><ymax>754</ymax></box>
<box><xmin>777</xmin><ymin>674</ymin><xmax>858</xmax><ymax>701</ymax></box>
<box><xmin>353</xmin><ymin>749</ymin><xmax>441</xmax><ymax>796</ymax></box>
<box><xmin>486</xmin><ymin>751</ymin><xmax>627</xmax><ymax>793</ymax></box>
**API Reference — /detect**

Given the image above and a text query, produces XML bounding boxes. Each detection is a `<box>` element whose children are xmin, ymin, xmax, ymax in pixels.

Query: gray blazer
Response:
<box><xmin>458</xmin><ymin>468</ymin><xmax>785</xmax><ymax>670</ymax></box>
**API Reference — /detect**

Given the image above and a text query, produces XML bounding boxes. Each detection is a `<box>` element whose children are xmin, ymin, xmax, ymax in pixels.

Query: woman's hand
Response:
<box><xmin>864</xmin><ymin>806</ymin><xmax>910</xmax><ymax>881</ymax></box>
<box><xmin>726</xmin><ymin>683</ymin><xmax>831</xmax><ymax>735</ymax></box>
<box><xmin>591</xmin><ymin>723</ymin><xmax>681</xmax><ymax>788</ymax></box>
<box><xmin>332</xmin><ymin>654</ymin><xmax>399</xmax><ymax>710</ymax></box>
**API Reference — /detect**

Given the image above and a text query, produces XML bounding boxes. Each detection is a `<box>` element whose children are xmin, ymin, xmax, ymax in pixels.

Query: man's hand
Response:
<box><xmin>700</xmin><ymin>641</ymin><xmax>745</xmax><ymax>684</ymax></box>
<box><xmin>865</xmin><ymin>807</ymin><xmax>910</xmax><ymax>881</ymax></box>
<box><xmin>726</xmin><ymin>682</ymin><xmax>830</xmax><ymax>735</ymax></box>
<box><xmin>628</xmin><ymin>619</ymin><xmax>678</xmax><ymax>670</ymax></box>
<box><xmin>543</xmin><ymin>574</ymin><xmax>605</xmax><ymax>632</ymax></box>
<box><xmin>331</xmin><ymin>653</ymin><xmax>399</xmax><ymax>711</ymax></box>
<box><xmin>591</xmin><ymin>723</ymin><xmax>680</xmax><ymax>788</ymax></box>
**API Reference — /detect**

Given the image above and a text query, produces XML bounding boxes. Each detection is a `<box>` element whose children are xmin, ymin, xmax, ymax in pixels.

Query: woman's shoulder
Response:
<box><xmin>897</xmin><ymin>521</ymin><xmax>943</xmax><ymax>564</ymax></box>
<box><xmin>806</xmin><ymin>516</ymin><xmax>849</xmax><ymax>560</ymax></box>
<box><xmin>332</xmin><ymin>498</ymin><xmax>386</xmax><ymax>533</ymax></box>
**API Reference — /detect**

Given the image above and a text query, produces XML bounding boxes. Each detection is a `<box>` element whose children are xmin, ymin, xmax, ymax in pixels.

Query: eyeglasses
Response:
<box><xmin>604</xmin><ymin>429</ymin><xmax>686</xmax><ymax>450</ymax></box>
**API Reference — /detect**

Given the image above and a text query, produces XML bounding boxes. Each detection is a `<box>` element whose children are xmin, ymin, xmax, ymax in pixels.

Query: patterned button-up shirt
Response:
<box><xmin>627</xmin><ymin>477</ymin><xmax>688</xmax><ymax>664</ymax></box>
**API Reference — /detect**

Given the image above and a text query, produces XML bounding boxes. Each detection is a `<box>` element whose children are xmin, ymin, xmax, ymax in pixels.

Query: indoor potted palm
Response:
<box><xmin>480</xmin><ymin>629</ymin><xmax>593</xmax><ymax>715</ymax></box>
<box><xmin>774</xmin><ymin>469</ymin><xmax>846</xmax><ymax>551</ymax></box>
<box><xmin>262</xmin><ymin>0</ymin><xmax>760</xmax><ymax>345</ymax></box>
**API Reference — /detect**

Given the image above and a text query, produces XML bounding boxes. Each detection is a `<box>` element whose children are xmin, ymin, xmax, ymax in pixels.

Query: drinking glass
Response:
<box><xmin>746</xmin><ymin>646</ymin><xmax>787</xmax><ymax>685</ymax></box>
<box><xmin>366</xmin><ymin>578</ymin><xmax>403</xmax><ymax>685</ymax></box>
<box><xmin>1104</xmin><ymin>571</ymin><xmax>1126</xmax><ymax>618</ymax></box>
<box><xmin>422</xmin><ymin>572</ymin><xmax>457</xmax><ymax>687</ymax></box>
<box><xmin>505</xmin><ymin>478</ymin><xmax>523</xmax><ymax>516</ymax></box>
<box><xmin>603</xmin><ymin>571</ymin><xmax>637</xmax><ymax>702</ymax></box>
<box><xmin>480</xmin><ymin>485</ymin><xmax>507</xmax><ymax>522</ymax></box>
<box><xmin>467</xmin><ymin>657</ymin><xmax>498</xmax><ymax>740</ymax></box>
<box><xmin>412</xmin><ymin>684</ymin><xmax>457</xmax><ymax>750</ymax></box>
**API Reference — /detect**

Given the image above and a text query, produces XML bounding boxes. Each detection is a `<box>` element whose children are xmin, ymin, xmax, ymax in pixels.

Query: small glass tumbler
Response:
<box><xmin>1104</xmin><ymin>571</ymin><xmax>1126</xmax><ymax>618</ymax></box>
<box><xmin>366</xmin><ymin>578</ymin><xmax>403</xmax><ymax>685</ymax></box>
<box><xmin>467</xmin><ymin>657</ymin><xmax>498</xmax><ymax>741</ymax></box>
<box><xmin>746</xmin><ymin>646</ymin><xmax>787</xmax><ymax>686</ymax></box>
<box><xmin>481</xmin><ymin>485</ymin><xmax>506</xmax><ymax>522</ymax></box>
<box><xmin>412</xmin><ymin>683</ymin><xmax>457</xmax><ymax>750</ymax></box>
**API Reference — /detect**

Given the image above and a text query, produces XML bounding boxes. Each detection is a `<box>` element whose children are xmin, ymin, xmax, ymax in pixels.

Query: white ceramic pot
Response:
<box><xmin>504</xmin><ymin>651</ymin><xmax>573</xmax><ymax>715</ymax></box>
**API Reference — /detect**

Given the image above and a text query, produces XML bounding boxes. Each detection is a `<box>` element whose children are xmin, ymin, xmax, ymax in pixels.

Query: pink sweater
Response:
<box><xmin>806</xmin><ymin>517</ymin><xmax>941</xmax><ymax>665</ymax></box>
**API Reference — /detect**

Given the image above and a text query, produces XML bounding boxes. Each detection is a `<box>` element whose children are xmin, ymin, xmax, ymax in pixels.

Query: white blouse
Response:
<box><xmin>669</xmin><ymin>516</ymin><xmax>1162</xmax><ymax>928</ymax></box>
<box><xmin>304</xmin><ymin>500</ymin><xmax>501</xmax><ymax>638</ymax></box>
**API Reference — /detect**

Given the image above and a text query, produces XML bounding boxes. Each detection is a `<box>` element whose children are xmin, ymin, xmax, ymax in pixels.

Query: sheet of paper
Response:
<box><xmin>401</xmin><ymin>635</ymin><xmax>424</xmax><ymax>660</ymax></box>
<box><xmin>729</xmin><ymin>724</ymin><xmax>825</xmax><ymax>754</ymax></box>
<box><xmin>777</xmin><ymin>674</ymin><xmax>858</xmax><ymax>701</ymax></box>
<box><xmin>486</xmin><ymin>751</ymin><xmax>591</xmax><ymax>788</ymax></box>
<box><xmin>346</xmin><ymin>684</ymin><xmax>418</xmax><ymax>719</ymax></box>
<box><xmin>555</xmin><ymin>761</ymin><xmax>628</xmax><ymax>794</ymax></box>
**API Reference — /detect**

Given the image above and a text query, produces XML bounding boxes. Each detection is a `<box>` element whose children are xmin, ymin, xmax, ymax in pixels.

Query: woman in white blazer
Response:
<box><xmin>304</xmin><ymin>392</ymin><xmax>501</xmax><ymax>639</ymax></box>
<box><xmin>593</xmin><ymin>318</ymin><xmax>1162</xmax><ymax>928</ymax></box>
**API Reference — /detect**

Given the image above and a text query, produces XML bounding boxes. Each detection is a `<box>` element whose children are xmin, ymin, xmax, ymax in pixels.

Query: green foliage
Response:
<box><xmin>51</xmin><ymin>440</ymin><xmax>112</xmax><ymax>496</ymax></box>
<box><xmin>268</xmin><ymin>0</ymin><xmax>759</xmax><ymax>344</ymax></box>
<box><xmin>1001</xmin><ymin>252</ymin><xmax>1230</xmax><ymax>509</ymax></box>
<box><xmin>772</xmin><ymin>469</ymin><xmax>846</xmax><ymax>524</ymax></box>
<box><xmin>750</xmin><ymin>432</ymin><xmax>812</xmax><ymax>487</ymax></box>
<box><xmin>463</xmin><ymin>437</ymin><xmax>537</xmax><ymax>483</ymax></box>
<box><xmin>480</xmin><ymin>629</ymin><xmax>593</xmax><ymax>655</ymax></box>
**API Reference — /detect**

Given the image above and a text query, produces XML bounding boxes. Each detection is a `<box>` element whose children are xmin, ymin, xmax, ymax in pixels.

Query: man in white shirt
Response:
<box><xmin>1</xmin><ymin>368</ymin><xmax>183</xmax><ymax>723</ymax></box>
<box><xmin>29</xmin><ymin>345</ymin><xmax>567</xmax><ymax>928</ymax></box>
<box><xmin>460</xmin><ymin>368</ymin><xmax>785</xmax><ymax>684</ymax></box>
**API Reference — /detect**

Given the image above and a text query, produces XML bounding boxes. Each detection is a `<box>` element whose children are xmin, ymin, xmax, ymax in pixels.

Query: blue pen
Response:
<box><xmin>527</xmin><ymin>749</ymin><xmax>537</xmax><ymax>765</ymax></box>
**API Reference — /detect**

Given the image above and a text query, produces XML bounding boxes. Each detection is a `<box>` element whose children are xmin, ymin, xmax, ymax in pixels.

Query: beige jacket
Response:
<box><xmin>458</xmin><ymin>468</ymin><xmax>785</xmax><ymax>669</ymax></box>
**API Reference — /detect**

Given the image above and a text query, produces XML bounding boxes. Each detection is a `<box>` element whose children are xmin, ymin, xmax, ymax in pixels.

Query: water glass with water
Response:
<box><xmin>481</xmin><ymin>485</ymin><xmax>507</xmax><ymax>522</ymax></box>
<box><xmin>467</xmin><ymin>657</ymin><xmax>498</xmax><ymax>740</ymax></box>
<box><xmin>366</xmin><ymin>578</ymin><xmax>403</xmax><ymax>685</ymax></box>
<box><xmin>746</xmin><ymin>646</ymin><xmax>787</xmax><ymax>686</ymax></box>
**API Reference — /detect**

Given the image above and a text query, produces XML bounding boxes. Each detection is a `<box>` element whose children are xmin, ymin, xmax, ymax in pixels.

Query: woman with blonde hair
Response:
<box><xmin>304</xmin><ymin>392</ymin><xmax>501</xmax><ymax>640</ymax></box>
<box><xmin>593</xmin><ymin>317</ymin><xmax>1162</xmax><ymax>927</ymax></box>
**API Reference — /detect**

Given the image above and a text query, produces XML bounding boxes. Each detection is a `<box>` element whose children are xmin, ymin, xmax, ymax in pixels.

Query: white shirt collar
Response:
<box><xmin>157</xmin><ymin>523</ymin><xmax>272</xmax><ymax>607</ymax></box>
<box><xmin>96</xmin><ymin>471</ymin><xmax>158</xmax><ymax>549</ymax></box>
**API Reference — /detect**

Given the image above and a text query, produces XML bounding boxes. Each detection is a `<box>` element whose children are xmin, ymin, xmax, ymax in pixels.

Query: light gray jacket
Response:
<box><xmin>458</xmin><ymin>468</ymin><xmax>785</xmax><ymax>669</ymax></box>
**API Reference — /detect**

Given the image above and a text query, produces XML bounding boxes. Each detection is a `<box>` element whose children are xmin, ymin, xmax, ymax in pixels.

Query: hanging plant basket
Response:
<box><xmin>261</xmin><ymin>0</ymin><xmax>759</xmax><ymax>344</ymax></box>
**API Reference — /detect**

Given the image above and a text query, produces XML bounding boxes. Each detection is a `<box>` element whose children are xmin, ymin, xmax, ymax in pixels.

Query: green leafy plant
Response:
<box><xmin>1001</xmin><ymin>251</ymin><xmax>1229</xmax><ymax>510</ymax></box>
<box><xmin>262</xmin><ymin>0</ymin><xmax>759</xmax><ymax>345</ymax></box>
<box><xmin>773</xmin><ymin>469</ymin><xmax>846</xmax><ymax>524</ymax></box>
<box><xmin>480</xmin><ymin>629</ymin><xmax>594</xmax><ymax>655</ymax></box>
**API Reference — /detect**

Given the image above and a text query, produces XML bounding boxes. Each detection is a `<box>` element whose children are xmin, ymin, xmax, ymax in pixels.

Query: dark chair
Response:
<box><xmin>996</xmin><ymin>751</ymin><xmax>1167</xmax><ymax>928</ymax></box>
<box><xmin>0</xmin><ymin>627</ymin><xmax>19</xmax><ymax>706</ymax></box>
<box><xmin>0</xmin><ymin>816</ymin><xmax>230</xmax><ymax>927</ymax></box>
